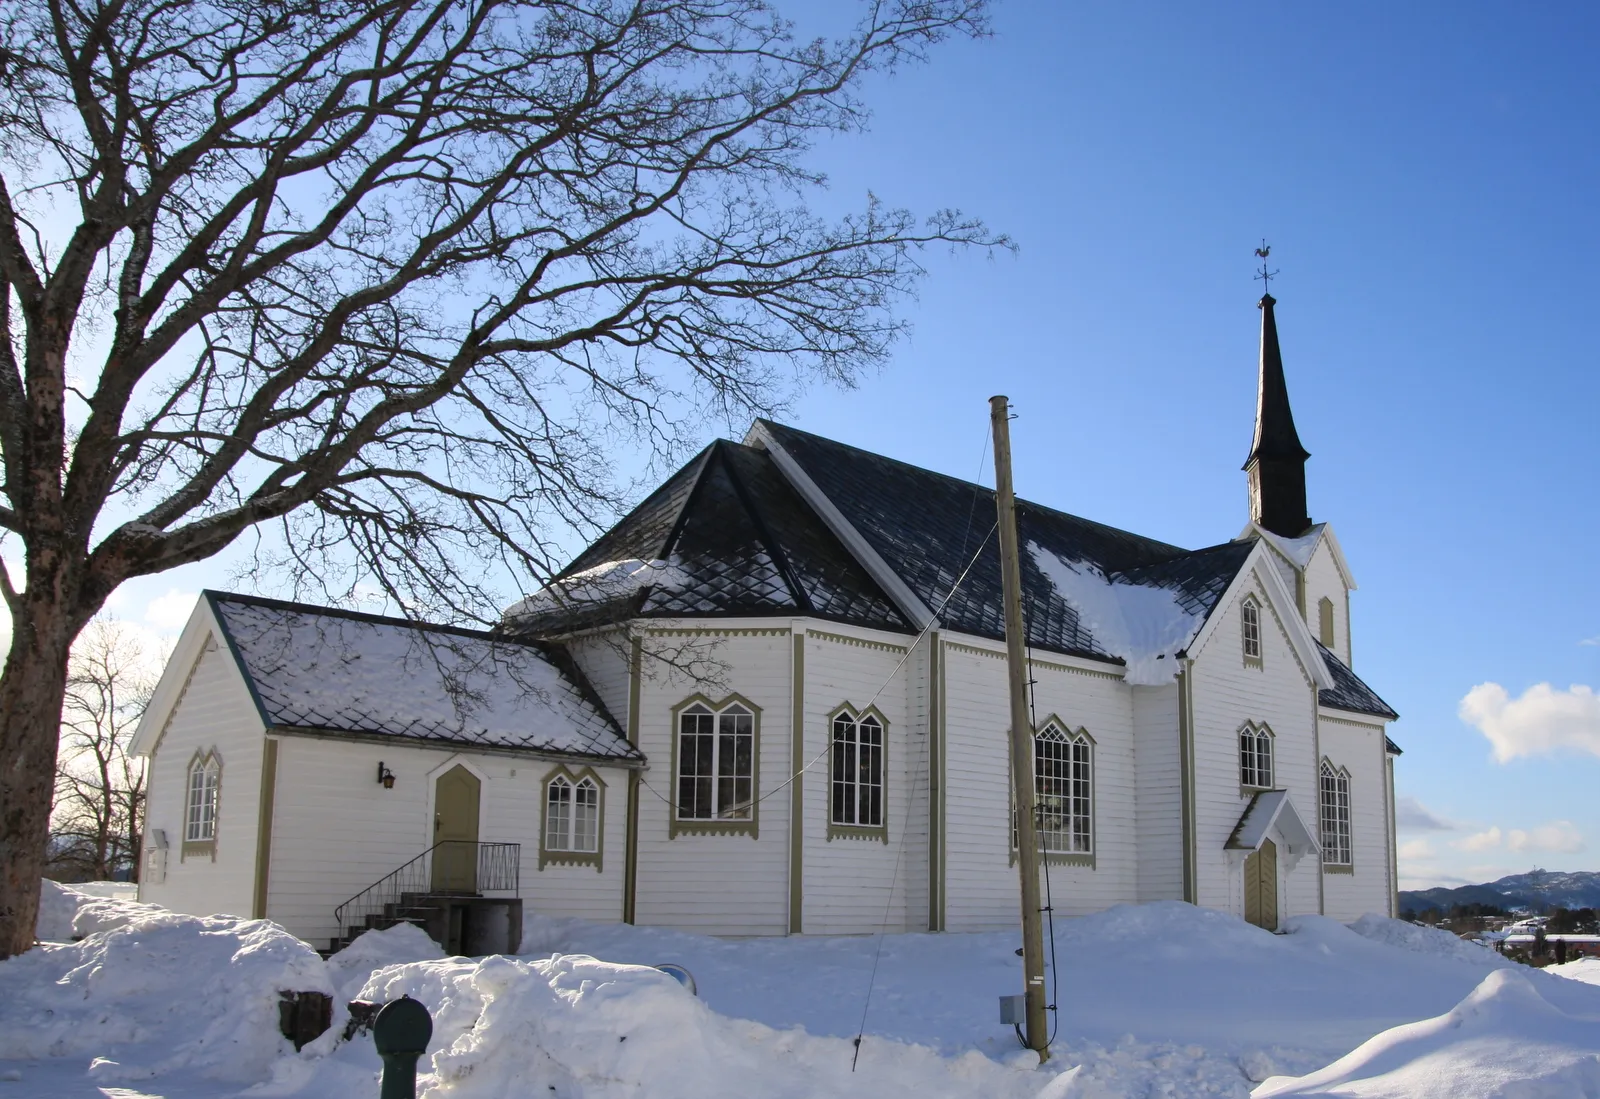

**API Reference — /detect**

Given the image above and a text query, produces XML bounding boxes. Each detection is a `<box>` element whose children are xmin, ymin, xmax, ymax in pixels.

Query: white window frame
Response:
<box><xmin>1241</xmin><ymin>597</ymin><xmax>1263</xmax><ymax>665</ymax></box>
<box><xmin>1013</xmin><ymin>718</ymin><xmax>1095</xmax><ymax>866</ymax></box>
<box><xmin>1239</xmin><ymin>722</ymin><xmax>1275</xmax><ymax>790</ymax></box>
<box><xmin>828</xmin><ymin>705</ymin><xmax>887</xmax><ymax>841</ymax></box>
<box><xmin>540</xmin><ymin>766</ymin><xmax>604</xmax><ymax>869</ymax></box>
<box><xmin>182</xmin><ymin>750</ymin><xmax>221</xmax><ymax>860</ymax></box>
<box><xmin>670</xmin><ymin>694</ymin><xmax>760</xmax><ymax>837</ymax></box>
<box><xmin>1320</xmin><ymin>759</ymin><xmax>1352</xmax><ymax>870</ymax></box>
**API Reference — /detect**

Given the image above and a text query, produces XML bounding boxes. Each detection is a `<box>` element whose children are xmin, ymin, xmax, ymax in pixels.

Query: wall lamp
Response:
<box><xmin>377</xmin><ymin>762</ymin><xmax>396</xmax><ymax>789</ymax></box>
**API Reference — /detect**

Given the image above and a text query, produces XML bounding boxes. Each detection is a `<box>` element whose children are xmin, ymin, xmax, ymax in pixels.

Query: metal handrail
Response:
<box><xmin>334</xmin><ymin>841</ymin><xmax>520</xmax><ymax>934</ymax></box>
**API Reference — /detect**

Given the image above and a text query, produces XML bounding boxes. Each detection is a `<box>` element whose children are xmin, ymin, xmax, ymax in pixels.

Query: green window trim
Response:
<box><xmin>668</xmin><ymin>692</ymin><xmax>762</xmax><ymax>840</ymax></box>
<box><xmin>539</xmin><ymin>764</ymin><xmax>606</xmax><ymax>871</ymax></box>
<box><xmin>180</xmin><ymin>748</ymin><xmax>222</xmax><ymax>862</ymax></box>
<box><xmin>1318</xmin><ymin>597</ymin><xmax>1337</xmax><ymax>649</ymax></box>
<box><xmin>1009</xmin><ymin>716</ymin><xmax>1097</xmax><ymax>869</ymax></box>
<box><xmin>826</xmin><ymin>703</ymin><xmax>889</xmax><ymax>843</ymax></box>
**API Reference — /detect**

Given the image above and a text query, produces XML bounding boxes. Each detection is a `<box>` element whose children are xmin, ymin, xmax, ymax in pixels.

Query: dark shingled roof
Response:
<box><xmin>208</xmin><ymin>592</ymin><xmax>640</xmax><ymax>762</ymax></box>
<box><xmin>1316</xmin><ymin>641</ymin><xmax>1399</xmax><ymax>720</ymax></box>
<box><xmin>503</xmin><ymin>440</ymin><xmax>909</xmax><ymax>636</ymax></box>
<box><xmin>755</xmin><ymin>420</ymin><xmax>1252</xmax><ymax>664</ymax></box>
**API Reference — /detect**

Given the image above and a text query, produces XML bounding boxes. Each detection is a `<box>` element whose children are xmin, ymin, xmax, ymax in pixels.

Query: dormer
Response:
<box><xmin>1241</xmin><ymin>520</ymin><xmax>1356</xmax><ymax>666</ymax></box>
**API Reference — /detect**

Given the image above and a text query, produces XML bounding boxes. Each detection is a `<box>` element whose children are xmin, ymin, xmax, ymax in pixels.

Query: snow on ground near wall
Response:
<box><xmin>10</xmin><ymin>894</ymin><xmax>1600</xmax><ymax>1098</ymax></box>
<box><xmin>1026</xmin><ymin>543</ymin><xmax>1200</xmax><ymax>685</ymax></box>
<box><xmin>0</xmin><ymin>903</ymin><xmax>328</xmax><ymax>1085</ymax></box>
<box><xmin>1254</xmin><ymin>968</ymin><xmax>1600</xmax><ymax>1099</ymax></box>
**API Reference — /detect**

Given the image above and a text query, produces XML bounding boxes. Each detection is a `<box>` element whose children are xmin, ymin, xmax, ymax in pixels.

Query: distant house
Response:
<box><xmin>133</xmin><ymin>293</ymin><xmax>1401</xmax><ymax>950</ymax></box>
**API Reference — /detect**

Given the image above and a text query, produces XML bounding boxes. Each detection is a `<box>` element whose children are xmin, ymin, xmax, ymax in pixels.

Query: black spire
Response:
<box><xmin>1243</xmin><ymin>293</ymin><xmax>1312</xmax><ymax>537</ymax></box>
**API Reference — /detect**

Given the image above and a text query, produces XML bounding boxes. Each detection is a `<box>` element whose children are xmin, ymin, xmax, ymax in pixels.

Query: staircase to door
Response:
<box><xmin>326</xmin><ymin>840</ymin><xmax>522</xmax><ymax>957</ymax></box>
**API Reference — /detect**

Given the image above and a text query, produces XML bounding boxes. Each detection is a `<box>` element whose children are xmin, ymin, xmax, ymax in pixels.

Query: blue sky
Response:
<box><xmin>30</xmin><ymin>2</ymin><xmax>1598</xmax><ymax>890</ymax></box>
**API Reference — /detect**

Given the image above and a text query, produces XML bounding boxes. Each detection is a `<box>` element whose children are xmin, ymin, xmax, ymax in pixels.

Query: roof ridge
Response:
<box><xmin>712</xmin><ymin>440</ymin><xmax>814</xmax><ymax>614</ymax></box>
<box><xmin>757</xmin><ymin>418</ymin><xmax>1189</xmax><ymax>557</ymax></box>
<box><xmin>206</xmin><ymin>590</ymin><xmax>507</xmax><ymax>642</ymax></box>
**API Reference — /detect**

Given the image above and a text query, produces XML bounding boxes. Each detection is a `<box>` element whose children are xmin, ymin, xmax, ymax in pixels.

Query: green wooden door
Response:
<box><xmin>432</xmin><ymin>765</ymin><xmax>481</xmax><ymax>892</ymax></box>
<box><xmin>1244</xmin><ymin>837</ymin><xmax>1279</xmax><ymax>931</ymax></box>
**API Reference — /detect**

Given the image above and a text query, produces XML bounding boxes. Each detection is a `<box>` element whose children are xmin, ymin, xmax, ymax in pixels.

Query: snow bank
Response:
<box><xmin>34</xmin><ymin>880</ymin><xmax>84</xmax><ymax>942</ymax></box>
<box><xmin>325</xmin><ymin>922</ymin><xmax>447</xmax><ymax>1001</ymax></box>
<box><xmin>1254</xmin><ymin>968</ymin><xmax>1600</xmax><ymax>1098</ymax></box>
<box><xmin>333</xmin><ymin>952</ymin><xmax>1041</xmax><ymax>1099</ymax></box>
<box><xmin>1547</xmin><ymin>956</ymin><xmax>1600</xmax><ymax>987</ymax></box>
<box><xmin>1027</xmin><ymin>544</ymin><xmax>1200</xmax><ymax>685</ymax></box>
<box><xmin>0</xmin><ymin>907</ymin><xmax>329</xmax><ymax>1084</ymax></box>
<box><xmin>1345</xmin><ymin>913</ymin><xmax>1513</xmax><ymax>970</ymax></box>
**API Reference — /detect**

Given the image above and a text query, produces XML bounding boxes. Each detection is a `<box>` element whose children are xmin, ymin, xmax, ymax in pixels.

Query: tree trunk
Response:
<box><xmin>0</xmin><ymin>609</ymin><xmax>77</xmax><ymax>957</ymax></box>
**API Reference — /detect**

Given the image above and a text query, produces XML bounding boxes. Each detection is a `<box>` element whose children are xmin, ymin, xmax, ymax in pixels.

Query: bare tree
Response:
<box><xmin>0</xmin><ymin>0</ymin><xmax>1005</xmax><ymax>953</ymax></box>
<box><xmin>49</xmin><ymin>619</ymin><xmax>153</xmax><ymax>883</ymax></box>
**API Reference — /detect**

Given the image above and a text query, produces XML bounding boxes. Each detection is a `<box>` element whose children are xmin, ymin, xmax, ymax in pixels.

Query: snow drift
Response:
<box><xmin>0</xmin><ymin>905</ymin><xmax>329</xmax><ymax>1084</ymax></box>
<box><xmin>1254</xmin><ymin>968</ymin><xmax>1600</xmax><ymax>1099</ymax></box>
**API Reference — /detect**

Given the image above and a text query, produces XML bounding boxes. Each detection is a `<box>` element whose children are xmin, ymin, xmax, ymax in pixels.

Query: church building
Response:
<box><xmin>131</xmin><ymin>294</ymin><xmax>1401</xmax><ymax>952</ymax></box>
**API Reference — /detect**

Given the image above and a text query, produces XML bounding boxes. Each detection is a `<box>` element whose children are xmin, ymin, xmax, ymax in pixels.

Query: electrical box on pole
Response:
<box><xmin>989</xmin><ymin>395</ymin><xmax>1050</xmax><ymax>1062</ymax></box>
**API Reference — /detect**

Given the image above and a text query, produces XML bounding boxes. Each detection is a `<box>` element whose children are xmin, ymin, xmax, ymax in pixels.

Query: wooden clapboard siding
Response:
<box><xmin>565</xmin><ymin>630</ymin><xmax>633</xmax><ymax>729</ymax></box>
<box><xmin>267</xmin><ymin>736</ymin><xmax>630</xmax><ymax>944</ymax></box>
<box><xmin>939</xmin><ymin>636</ymin><xmax>1138</xmax><ymax>931</ymax></box>
<box><xmin>1132</xmin><ymin>683</ymin><xmax>1183</xmax><ymax>902</ymax></box>
<box><xmin>139</xmin><ymin>640</ymin><xmax>266</xmax><ymax>921</ymax></box>
<box><xmin>1318</xmin><ymin>714</ymin><xmax>1393</xmax><ymax>921</ymax></box>
<box><xmin>1302</xmin><ymin>540</ymin><xmax>1351</xmax><ymax>665</ymax></box>
<box><xmin>1187</xmin><ymin>567</ymin><xmax>1322</xmax><ymax>921</ymax></box>
<box><xmin>630</xmin><ymin>626</ymin><xmax>793</xmax><ymax>936</ymax></box>
<box><xmin>798</xmin><ymin>627</ymin><xmax>918</xmax><ymax>935</ymax></box>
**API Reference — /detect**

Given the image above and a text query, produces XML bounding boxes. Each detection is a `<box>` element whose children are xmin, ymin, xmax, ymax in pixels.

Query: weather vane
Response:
<box><xmin>1254</xmin><ymin>239</ymin><xmax>1278</xmax><ymax>292</ymax></box>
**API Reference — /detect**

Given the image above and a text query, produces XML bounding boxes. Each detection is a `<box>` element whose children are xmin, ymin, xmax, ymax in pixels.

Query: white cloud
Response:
<box><xmin>1399</xmin><ymin>839</ymin><xmax>1435</xmax><ymax>860</ymax></box>
<box><xmin>143</xmin><ymin>589</ymin><xmax>200</xmax><ymax>633</ymax></box>
<box><xmin>1395</xmin><ymin>795</ymin><xmax>1454</xmax><ymax>832</ymax></box>
<box><xmin>1459</xmin><ymin>681</ymin><xmax>1600</xmax><ymax>762</ymax></box>
<box><xmin>1456</xmin><ymin>827</ymin><xmax>1502</xmax><ymax>852</ymax></box>
<box><xmin>1507</xmin><ymin>821</ymin><xmax>1584</xmax><ymax>854</ymax></box>
<box><xmin>1580</xmin><ymin>636</ymin><xmax>1600</xmax><ymax>647</ymax></box>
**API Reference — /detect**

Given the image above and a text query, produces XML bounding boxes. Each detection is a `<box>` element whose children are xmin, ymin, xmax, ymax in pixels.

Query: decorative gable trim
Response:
<box><xmin>1185</xmin><ymin>542</ymin><xmax>1333</xmax><ymax>690</ymax></box>
<box><xmin>746</xmin><ymin>421</ymin><xmax>936</xmax><ymax>630</ymax></box>
<box><xmin>130</xmin><ymin>595</ymin><xmax>254</xmax><ymax>757</ymax></box>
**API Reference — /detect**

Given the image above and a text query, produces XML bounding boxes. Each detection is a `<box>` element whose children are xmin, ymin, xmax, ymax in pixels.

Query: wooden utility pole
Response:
<box><xmin>989</xmin><ymin>394</ymin><xmax>1050</xmax><ymax>1062</ymax></box>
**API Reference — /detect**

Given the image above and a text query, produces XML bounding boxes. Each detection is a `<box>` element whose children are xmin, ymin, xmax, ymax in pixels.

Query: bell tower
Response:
<box><xmin>1244</xmin><ymin>291</ymin><xmax>1312</xmax><ymax>537</ymax></box>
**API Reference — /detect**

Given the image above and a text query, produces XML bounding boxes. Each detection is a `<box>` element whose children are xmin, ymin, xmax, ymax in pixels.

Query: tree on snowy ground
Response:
<box><xmin>0</xmin><ymin>0</ymin><xmax>1006</xmax><ymax>955</ymax></box>
<box><xmin>48</xmin><ymin>620</ymin><xmax>154</xmax><ymax>883</ymax></box>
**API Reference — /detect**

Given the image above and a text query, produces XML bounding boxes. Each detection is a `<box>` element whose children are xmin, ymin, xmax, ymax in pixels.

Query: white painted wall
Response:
<box><xmin>797</xmin><ymin>627</ymin><xmax>918</xmax><ymax>934</ymax></box>
<box><xmin>1318</xmin><ymin>715</ymin><xmax>1393</xmax><ymax>921</ymax></box>
<box><xmin>266</xmin><ymin>736</ymin><xmax>630</xmax><ymax>947</ymax></box>
<box><xmin>1187</xmin><ymin>567</ymin><xmax>1322</xmax><ymax>923</ymax></box>
<box><xmin>940</xmin><ymin>638</ymin><xmax>1140</xmax><ymax>932</ymax></box>
<box><xmin>1132</xmin><ymin>684</ymin><xmax>1183</xmax><ymax>903</ymax></box>
<box><xmin>565</xmin><ymin>630</ymin><xmax>633</xmax><ymax>729</ymax></box>
<box><xmin>1303</xmin><ymin>540</ymin><xmax>1351</xmax><ymax>665</ymax></box>
<box><xmin>139</xmin><ymin>639</ymin><xmax>267</xmax><ymax>921</ymax></box>
<box><xmin>631</xmin><ymin>625</ymin><xmax>794</xmax><ymax>936</ymax></box>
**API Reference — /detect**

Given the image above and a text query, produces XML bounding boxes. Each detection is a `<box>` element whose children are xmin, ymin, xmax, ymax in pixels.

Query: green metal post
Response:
<box><xmin>373</xmin><ymin>995</ymin><xmax>432</xmax><ymax>1099</ymax></box>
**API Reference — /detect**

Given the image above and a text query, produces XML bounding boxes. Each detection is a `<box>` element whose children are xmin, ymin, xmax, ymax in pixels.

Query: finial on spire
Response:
<box><xmin>1254</xmin><ymin>239</ymin><xmax>1278</xmax><ymax>297</ymax></box>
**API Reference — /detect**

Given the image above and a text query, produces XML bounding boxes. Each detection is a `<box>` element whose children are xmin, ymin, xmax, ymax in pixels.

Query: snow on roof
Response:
<box><xmin>1258</xmin><ymin>523</ymin><xmax>1325</xmax><ymax>570</ymax></box>
<box><xmin>1226</xmin><ymin>789</ymin><xmax>1320</xmax><ymax>856</ymax></box>
<box><xmin>1026</xmin><ymin>543</ymin><xmax>1203</xmax><ymax>685</ymax></box>
<box><xmin>210</xmin><ymin>594</ymin><xmax>639</xmax><ymax>762</ymax></box>
<box><xmin>502</xmin><ymin>558</ymin><xmax>689</xmax><ymax>621</ymax></box>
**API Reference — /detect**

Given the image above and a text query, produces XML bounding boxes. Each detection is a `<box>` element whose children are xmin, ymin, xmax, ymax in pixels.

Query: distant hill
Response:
<box><xmin>1400</xmin><ymin>870</ymin><xmax>1600</xmax><ymax>914</ymax></box>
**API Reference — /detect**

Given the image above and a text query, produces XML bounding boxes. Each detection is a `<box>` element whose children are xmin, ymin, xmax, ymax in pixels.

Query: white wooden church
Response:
<box><xmin>132</xmin><ymin>293</ymin><xmax>1401</xmax><ymax>951</ymax></box>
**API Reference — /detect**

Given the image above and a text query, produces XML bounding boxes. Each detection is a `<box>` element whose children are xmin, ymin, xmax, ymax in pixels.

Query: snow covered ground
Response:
<box><xmin>6</xmin><ymin>885</ymin><xmax>1600</xmax><ymax>1098</ymax></box>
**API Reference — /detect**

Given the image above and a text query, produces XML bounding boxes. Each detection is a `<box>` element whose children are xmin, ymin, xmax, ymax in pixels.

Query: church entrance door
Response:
<box><xmin>432</xmin><ymin>765</ymin><xmax>481</xmax><ymax>892</ymax></box>
<box><xmin>1243</xmin><ymin>837</ymin><xmax>1279</xmax><ymax>931</ymax></box>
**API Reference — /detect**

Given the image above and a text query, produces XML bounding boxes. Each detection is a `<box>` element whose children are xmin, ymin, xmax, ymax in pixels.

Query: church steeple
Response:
<box><xmin>1244</xmin><ymin>292</ymin><xmax>1312</xmax><ymax>537</ymax></box>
